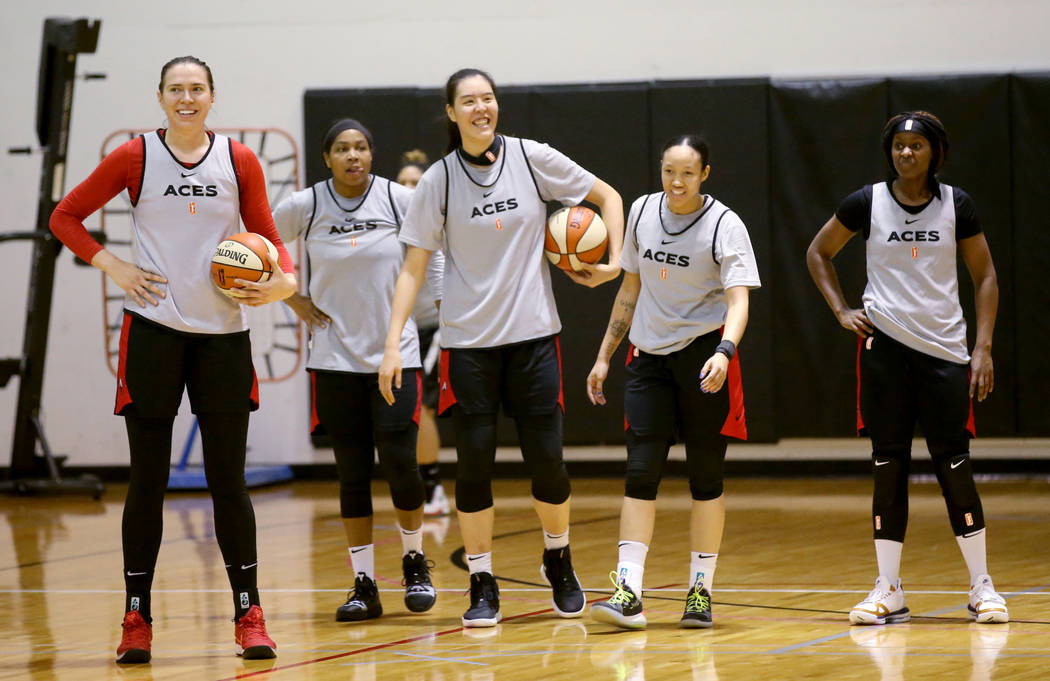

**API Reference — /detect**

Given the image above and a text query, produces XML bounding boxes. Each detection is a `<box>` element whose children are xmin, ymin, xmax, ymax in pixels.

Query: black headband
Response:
<box><xmin>322</xmin><ymin>119</ymin><xmax>374</xmax><ymax>154</ymax></box>
<box><xmin>891</xmin><ymin>117</ymin><xmax>936</xmax><ymax>142</ymax></box>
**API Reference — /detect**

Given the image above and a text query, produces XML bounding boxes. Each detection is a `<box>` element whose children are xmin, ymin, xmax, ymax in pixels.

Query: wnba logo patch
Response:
<box><xmin>240</xmin><ymin>591</ymin><xmax>250</xmax><ymax>609</ymax></box>
<box><xmin>130</xmin><ymin>596</ymin><xmax>140</xmax><ymax>611</ymax></box>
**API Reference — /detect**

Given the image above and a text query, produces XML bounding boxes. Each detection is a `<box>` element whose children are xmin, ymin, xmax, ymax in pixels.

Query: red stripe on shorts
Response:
<box><xmin>720</xmin><ymin>350</ymin><xmax>748</xmax><ymax>440</ymax></box>
<box><xmin>437</xmin><ymin>349</ymin><xmax>457</xmax><ymax>415</ymax></box>
<box><xmin>555</xmin><ymin>336</ymin><xmax>565</xmax><ymax>412</ymax></box>
<box><xmin>309</xmin><ymin>371</ymin><xmax>321</xmax><ymax>435</ymax></box>
<box><xmin>413</xmin><ymin>371</ymin><xmax>423</xmax><ymax>426</ymax></box>
<box><xmin>113</xmin><ymin>312</ymin><xmax>133</xmax><ymax>415</ymax></box>
<box><xmin>856</xmin><ymin>336</ymin><xmax>865</xmax><ymax>435</ymax></box>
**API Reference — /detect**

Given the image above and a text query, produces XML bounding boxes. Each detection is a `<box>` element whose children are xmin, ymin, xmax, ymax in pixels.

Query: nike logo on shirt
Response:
<box><xmin>181</xmin><ymin>171</ymin><xmax>197</xmax><ymax>178</ymax></box>
<box><xmin>904</xmin><ymin>218</ymin><xmax>920</xmax><ymax>224</ymax></box>
<box><xmin>482</xmin><ymin>190</ymin><xmax>495</xmax><ymax>197</ymax></box>
<box><xmin>661</xmin><ymin>239</ymin><xmax>675</xmax><ymax>245</ymax></box>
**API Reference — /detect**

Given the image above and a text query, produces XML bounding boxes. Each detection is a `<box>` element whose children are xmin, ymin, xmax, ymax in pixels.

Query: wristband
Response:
<box><xmin>714</xmin><ymin>339</ymin><xmax>736</xmax><ymax>360</ymax></box>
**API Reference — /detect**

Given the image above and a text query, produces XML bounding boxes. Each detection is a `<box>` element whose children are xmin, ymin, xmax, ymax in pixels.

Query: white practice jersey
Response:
<box><xmin>399</xmin><ymin>136</ymin><xmax>595</xmax><ymax>349</ymax></box>
<box><xmin>131</xmin><ymin>131</ymin><xmax>245</xmax><ymax>334</ymax></box>
<box><xmin>622</xmin><ymin>193</ymin><xmax>761</xmax><ymax>355</ymax></box>
<box><xmin>862</xmin><ymin>182</ymin><xmax>971</xmax><ymax>363</ymax></box>
<box><xmin>274</xmin><ymin>176</ymin><xmax>443</xmax><ymax>373</ymax></box>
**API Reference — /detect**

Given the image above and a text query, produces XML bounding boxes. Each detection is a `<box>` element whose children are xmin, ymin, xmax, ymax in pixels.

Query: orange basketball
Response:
<box><xmin>210</xmin><ymin>232</ymin><xmax>279</xmax><ymax>297</ymax></box>
<box><xmin>544</xmin><ymin>206</ymin><xmax>608</xmax><ymax>272</ymax></box>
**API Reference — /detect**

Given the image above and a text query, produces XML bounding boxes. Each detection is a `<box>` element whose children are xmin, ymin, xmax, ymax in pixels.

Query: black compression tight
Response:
<box><xmin>122</xmin><ymin>410</ymin><xmax>259</xmax><ymax>620</ymax></box>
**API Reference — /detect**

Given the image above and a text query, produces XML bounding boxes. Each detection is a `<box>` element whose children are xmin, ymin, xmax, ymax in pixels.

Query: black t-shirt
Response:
<box><xmin>835</xmin><ymin>182</ymin><xmax>981</xmax><ymax>240</ymax></box>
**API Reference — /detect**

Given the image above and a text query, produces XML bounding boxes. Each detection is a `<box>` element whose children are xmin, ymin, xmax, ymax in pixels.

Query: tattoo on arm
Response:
<box><xmin>609</xmin><ymin>319</ymin><xmax>628</xmax><ymax>341</ymax></box>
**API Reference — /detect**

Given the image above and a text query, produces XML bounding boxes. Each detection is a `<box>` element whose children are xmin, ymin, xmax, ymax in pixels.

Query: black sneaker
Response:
<box><xmin>402</xmin><ymin>551</ymin><xmax>437</xmax><ymax>613</ymax></box>
<box><xmin>590</xmin><ymin>572</ymin><xmax>646</xmax><ymax>629</ymax></box>
<box><xmin>680</xmin><ymin>584</ymin><xmax>713</xmax><ymax>628</ymax></box>
<box><xmin>540</xmin><ymin>546</ymin><xmax>585</xmax><ymax>617</ymax></box>
<box><xmin>462</xmin><ymin>572</ymin><xmax>501</xmax><ymax>627</ymax></box>
<box><xmin>335</xmin><ymin>573</ymin><xmax>382</xmax><ymax>622</ymax></box>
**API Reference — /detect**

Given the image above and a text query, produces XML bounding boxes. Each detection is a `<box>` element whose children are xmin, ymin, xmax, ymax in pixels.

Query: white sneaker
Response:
<box><xmin>849</xmin><ymin>576</ymin><xmax>910</xmax><ymax>625</ymax></box>
<box><xmin>423</xmin><ymin>483</ymin><xmax>450</xmax><ymax>516</ymax></box>
<box><xmin>969</xmin><ymin>574</ymin><xmax>1009</xmax><ymax>623</ymax></box>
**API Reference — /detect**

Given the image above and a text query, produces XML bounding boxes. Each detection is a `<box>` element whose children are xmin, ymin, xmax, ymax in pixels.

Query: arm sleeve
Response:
<box><xmin>49</xmin><ymin>139</ymin><xmax>138</xmax><ymax>263</ymax></box>
<box><xmin>953</xmin><ymin>188</ymin><xmax>982</xmax><ymax>240</ymax></box>
<box><xmin>620</xmin><ymin>197</ymin><xmax>643</xmax><ymax>274</ymax></box>
<box><xmin>834</xmin><ymin>185</ymin><xmax>873</xmax><ymax>233</ymax></box>
<box><xmin>231</xmin><ymin>141</ymin><xmax>295</xmax><ymax>274</ymax></box>
<box><xmin>271</xmin><ymin>189</ymin><xmax>311</xmax><ymax>246</ymax></box>
<box><xmin>398</xmin><ymin>165</ymin><xmax>446</xmax><ymax>252</ymax></box>
<box><xmin>522</xmin><ymin>139</ymin><xmax>596</xmax><ymax>205</ymax></box>
<box><xmin>716</xmin><ymin>213</ymin><xmax>762</xmax><ymax>289</ymax></box>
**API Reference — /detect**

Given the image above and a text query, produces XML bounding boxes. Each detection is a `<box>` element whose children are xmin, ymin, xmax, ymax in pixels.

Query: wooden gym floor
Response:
<box><xmin>1</xmin><ymin>454</ymin><xmax>1048</xmax><ymax>680</ymax></box>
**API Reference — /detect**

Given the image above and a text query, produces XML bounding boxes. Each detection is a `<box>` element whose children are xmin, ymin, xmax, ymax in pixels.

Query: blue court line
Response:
<box><xmin>766</xmin><ymin>582</ymin><xmax>1050</xmax><ymax>655</ymax></box>
<box><xmin>391</xmin><ymin>651</ymin><xmax>488</xmax><ymax>666</ymax></box>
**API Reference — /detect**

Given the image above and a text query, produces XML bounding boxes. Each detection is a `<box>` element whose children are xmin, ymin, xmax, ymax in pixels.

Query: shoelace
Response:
<box><xmin>238</xmin><ymin>611</ymin><xmax>268</xmax><ymax>639</ymax></box>
<box><xmin>402</xmin><ymin>557</ymin><xmax>436</xmax><ymax>587</ymax></box>
<box><xmin>605</xmin><ymin>572</ymin><xmax>635</xmax><ymax>605</ymax></box>
<box><xmin>686</xmin><ymin>589</ymin><xmax>710</xmax><ymax>613</ymax></box>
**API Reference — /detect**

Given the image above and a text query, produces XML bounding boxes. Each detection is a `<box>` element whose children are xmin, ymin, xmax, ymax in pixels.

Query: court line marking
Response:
<box><xmin>766</xmin><ymin>582</ymin><xmax>1050</xmax><ymax>655</ymax></box>
<box><xmin>216</xmin><ymin>582</ymin><xmax>678</xmax><ymax>680</ymax></box>
<box><xmin>4</xmin><ymin>587</ymin><xmax>1048</xmax><ymax>595</ymax></box>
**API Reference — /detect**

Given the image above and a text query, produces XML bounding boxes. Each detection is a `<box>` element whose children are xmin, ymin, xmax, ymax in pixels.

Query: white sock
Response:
<box><xmin>400</xmin><ymin>525</ymin><xmax>423</xmax><ymax>556</ymax></box>
<box><xmin>348</xmin><ymin>544</ymin><xmax>374</xmax><ymax>580</ymax></box>
<box><xmin>690</xmin><ymin>552</ymin><xmax>717</xmax><ymax>592</ymax></box>
<box><xmin>543</xmin><ymin>528</ymin><xmax>569</xmax><ymax>550</ymax></box>
<box><xmin>616</xmin><ymin>540</ymin><xmax>648</xmax><ymax>595</ymax></box>
<box><xmin>955</xmin><ymin>528</ymin><xmax>988</xmax><ymax>584</ymax></box>
<box><xmin>465</xmin><ymin>551</ymin><xmax>492</xmax><ymax>576</ymax></box>
<box><xmin>874</xmin><ymin>539</ymin><xmax>903</xmax><ymax>584</ymax></box>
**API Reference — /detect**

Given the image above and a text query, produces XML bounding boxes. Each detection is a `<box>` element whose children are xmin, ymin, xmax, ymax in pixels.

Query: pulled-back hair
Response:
<box><xmin>660</xmin><ymin>134</ymin><xmax>710</xmax><ymax>168</ymax></box>
<box><xmin>881</xmin><ymin>111</ymin><xmax>950</xmax><ymax>187</ymax></box>
<box><xmin>159</xmin><ymin>56</ymin><xmax>214</xmax><ymax>92</ymax></box>
<box><xmin>444</xmin><ymin>68</ymin><xmax>497</xmax><ymax>154</ymax></box>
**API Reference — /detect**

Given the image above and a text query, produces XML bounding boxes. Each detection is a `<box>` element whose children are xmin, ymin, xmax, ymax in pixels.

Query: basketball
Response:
<box><xmin>544</xmin><ymin>206</ymin><xmax>608</xmax><ymax>272</ymax></box>
<box><xmin>211</xmin><ymin>232</ymin><xmax>279</xmax><ymax>296</ymax></box>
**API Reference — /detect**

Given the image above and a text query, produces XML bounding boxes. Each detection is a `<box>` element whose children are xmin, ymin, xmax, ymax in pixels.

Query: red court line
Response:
<box><xmin>220</xmin><ymin>582</ymin><xmax>681</xmax><ymax>680</ymax></box>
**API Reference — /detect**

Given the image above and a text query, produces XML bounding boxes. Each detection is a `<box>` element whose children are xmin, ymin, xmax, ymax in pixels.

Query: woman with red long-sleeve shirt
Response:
<box><xmin>50</xmin><ymin>56</ymin><xmax>295</xmax><ymax>664</ymax></box>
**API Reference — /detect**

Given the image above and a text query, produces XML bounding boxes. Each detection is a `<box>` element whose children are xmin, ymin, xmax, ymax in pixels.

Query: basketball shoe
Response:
<box><xmin>540</xmin><ymin>546</ymin><xmax>585</xmax><ymax>617</ymax></box>
<box><xmin>234</xmin><ymin>605</ymin><xmax>276</xmax><ymax>659</ymax></box>
<box><xmin>403</xmin><ymin>551</ymin><xmax>437</xmax><ymax>612</ymax></box>
<box><xmin>850</xmin><ymin>577</ymin><xmax>910</xmax><ymax>625</ymax></box>
<box><xmin>968</xmin><ymin>575</ymin><xmax>1009</xmax><ymax>623</ymax></box>
<box><xmin>423</xmin><ymin>483</ymin><xmax>450</xmax><ymax>516</ymax></box>
<box><xmin>680</xmin><ymin>584</ymin><xmax>713</xmax><ymax>628</ymax></box>
<box><xmin>336</xmin><ymin>574</ymin><xmax>383</xmax><ymax>621</ymax></box>
<box><xmin>463</xmin><ymin>572</ymin><xmax>501</xmax><ymax>627</ymax></box>
<box><xmin>115</xmin><ymin>610</ymin><xmax>152</xmax><ymax>664</ymax></box>
<box><xmin>591</xmin><ymin>572</ymin><xmax>646</xmax><ymax>629</ymax></box>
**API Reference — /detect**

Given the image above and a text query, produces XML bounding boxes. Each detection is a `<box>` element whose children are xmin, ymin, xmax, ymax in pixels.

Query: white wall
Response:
<box><xmin>2</xmin><ymin>0</ymin><xmax>1048</xmax><ymax>465</ymax></box>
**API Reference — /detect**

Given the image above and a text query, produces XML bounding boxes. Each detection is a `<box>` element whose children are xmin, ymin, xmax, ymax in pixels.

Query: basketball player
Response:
<box><xmin>378</xmin><ymin>68</ymin><xmax>625</xmax><ymax>627</ymax></box>
<box><xmin>806</xmin><ymin>111</ymin><xmax>1008</xmax><ymax>625</ymax></box>
<box><xmin>49</xmin><ymin>56</ymin><xmax>293</xmax><ymax>662</ymax></box>
<box><xmin>586</xmin><ymin>135</ymin><xmax>759</xmax><ymax>629</ymax></box>
<box><xmin>397</xmin><ymin>149</ymin><xmax>450</xmax><ymax>516</ymax></box>
<box><xmin>273</xmin><ymin>121</ymin><xmax>443</xmax><ymax>622</ymax></box>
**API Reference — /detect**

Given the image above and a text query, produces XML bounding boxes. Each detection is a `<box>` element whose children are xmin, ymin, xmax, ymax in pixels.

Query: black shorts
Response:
<box><xmin>857</xmin><ymin>327</ymin><xmax>974</xmax><ymax>447</ymax></box>
<box><xmin>114</xmin><ymin>311</ymin><xmax>258</xmax><ymax>417</ymax></box>
<box><xmin>310</xmin><ymin>369</ymin><xmax>420</xmax><ymax>436</ymax></box>
<box><xmin>438</xmin><ymin>336</ymin><xmax>563</xmax><ymax>417</ymax></box>
<box><xmin>624</xmin><ymin>330</ymin><xmax>747</xmax><ymax>441</ymax></box>
<box><xmin>417</xmin><ymin>325</ymin><xmax>440</xmax><ymax>411</ymax></box>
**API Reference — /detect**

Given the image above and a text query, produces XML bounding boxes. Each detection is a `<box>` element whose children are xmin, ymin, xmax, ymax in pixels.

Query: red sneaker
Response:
<box><xmin>235</xmin><ymin>605</ymin><xmax>277</xmax><ymax>659</ymax></box>
<box><xmin>116</xmin><ymin>610</ymin><xmax>152</xmax><ymax>664</ymax></box>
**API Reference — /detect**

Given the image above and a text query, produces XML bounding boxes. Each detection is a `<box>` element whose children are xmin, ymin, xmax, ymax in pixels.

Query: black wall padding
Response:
<box><xmin>301</xmin><ymin>71</ymin><xmax>1050</xmax><ymax>443</ymax></box>
<box><xmin>768</xmin><ymin>78</ymin><xmax>888</xmax><ymax>437</ymax></box>
<box><xmin>1010</xmin><ymin>74</ymin><xmax>1050</xmax><ymax>435</ymax></box>
<box><xmin>887</xmin><ymin>75</ymin><xmax>1016</xmax><ymax>435</ymax></box>
<box><xmin>649</xmin><ymin>79</ymin><xmax>775</xmax><ymax>442</ymax></box>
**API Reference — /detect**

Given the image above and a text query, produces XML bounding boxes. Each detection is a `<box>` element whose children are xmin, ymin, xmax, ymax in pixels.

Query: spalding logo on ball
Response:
<box><xmin>544</xmin><ymin>206</ymin><xmax>608</xmax><ymax>272</ymax></box>
<box><xmin>211</xmin><ymin>232</ymin><xmax>279</xmax><ymax>297</ymax></box>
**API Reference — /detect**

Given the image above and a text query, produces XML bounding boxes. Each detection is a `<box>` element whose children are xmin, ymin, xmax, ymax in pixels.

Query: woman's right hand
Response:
<box><xmin>378</xmin><ymin>347</ymin><xmax>403</xmax><ymax>406</ymax></box>
<box><xmin>586</xmin><ymin>358</ymin><xmax>609</xmax><ymax>405</ymax></box>
<box><xmin>836</xmin><ymin>307</ymin><xmax>874</xmax><ymax>337</ymax></box>
<box><xmin>93</xmin><ymin>250</ymin><xmax>167</xmax><ymax>307</ymax></box>
<box><xmin>285</xmin><ymin>292</ymin><xmax>331</xmax><ymax>331</ymax></box>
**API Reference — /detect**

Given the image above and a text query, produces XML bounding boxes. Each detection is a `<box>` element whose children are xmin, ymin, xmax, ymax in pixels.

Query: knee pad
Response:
<box><xmin>374</xmin><ymin>428</ymin><xmax>425</xmax><ymax>511</ymax></box>
<box><xmin>339</xmin><ymin>480</ymin><xmax>374</xmax><ymax>518</ymax></box>
<box><xmin>623</xmin><ymin>432</ymin><xmax>669</xmax><ymax>501</ymax></box>
<box><xmin>684</xmin><ymin>436</ymin><xmax>727</xmax><ymax>501</ymax></box>
<box><xmin>455</xmin><ymin>478</ymin><xmax>494</xmax><ymax>513</ymax></box>
<box><xmin>516</xmin><ymin>412</ymin><xmax>570</xmax><ymax>505</ymax></box>
<box><xmin>872</xmin><ymin>448</ymin><xmax>910</xmax><ymax>541</ymax></box>
<box><xmin>932</xmin><ymin>451</ymin><xmax>985</xmax><ymax>535</ymax></box>
<box><xmin>689</xmin><ymin>479</ymin><xmax>724</xmax><ymax>501</ymax></box>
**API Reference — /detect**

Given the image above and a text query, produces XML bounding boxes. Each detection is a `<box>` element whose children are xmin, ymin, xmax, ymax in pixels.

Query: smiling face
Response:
<box><xmin>660</xmin><ymin>144</ymin><xmax>710</xmax><ymax>214</ymax></box>
<box><xmin>446</xmin><ymin>75</ymin><xmax>498</xmax><ymax>154</ymax></box>
<box><xmin>324</xmin><ymin>129</ymin><xmax>373</xmax><ymax>197</ymax></box>
<box><xmin>157</xmin><ymin>62</ymin><xmax>213</xmax><ymax>130</ymax></box>
<box><xmin>890</xmin><ymin>131</ymin><xmax>933</xmax><ymax>183</ymax></box>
